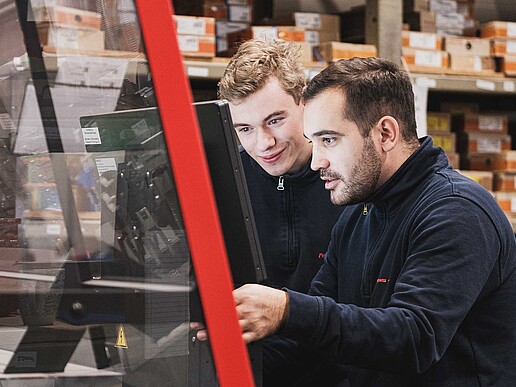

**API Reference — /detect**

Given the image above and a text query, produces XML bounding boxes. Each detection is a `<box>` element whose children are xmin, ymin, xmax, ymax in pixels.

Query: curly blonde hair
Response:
<box><xmin>218</xmin><ymin>39</ymin><xmax>306</xmax><ymax>104</ymax></box>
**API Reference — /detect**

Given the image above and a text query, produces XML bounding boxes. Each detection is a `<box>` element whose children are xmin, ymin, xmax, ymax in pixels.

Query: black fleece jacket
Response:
<box><xmin>240</xmin><ymin>147</ymin><xmax>343</xmax><ymax>293</ymax></box>
<box><xmin>280</xmin><ymin>137</ymin><xmax>516</xmax><ymax>386</ymax></box>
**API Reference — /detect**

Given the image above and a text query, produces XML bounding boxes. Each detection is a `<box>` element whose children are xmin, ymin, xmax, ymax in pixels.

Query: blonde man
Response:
<box><xmin>218</xmin><ymin>39</ymin><xmax>345</xmax><ymax>386</ymax></box>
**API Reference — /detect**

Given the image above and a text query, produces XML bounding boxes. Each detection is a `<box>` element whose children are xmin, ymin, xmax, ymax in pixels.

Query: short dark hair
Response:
<box><xmin>303</xmin><ymin>57</ymin><xmax>418</xmax><ymax>143</ymax></box>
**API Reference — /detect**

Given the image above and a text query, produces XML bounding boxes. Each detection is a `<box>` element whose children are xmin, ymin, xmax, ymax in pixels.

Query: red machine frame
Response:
<box><xmin>135</xmin><ymin>1</ymin><xmax>255</xmax><ymax>386</ymax></box>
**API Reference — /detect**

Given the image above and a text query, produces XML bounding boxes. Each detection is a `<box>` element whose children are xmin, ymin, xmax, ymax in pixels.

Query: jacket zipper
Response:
<box><xmin>277</xmin><ymin>176</ymin><xmax>285</xmax><ymax>190</ymax></box>
<box><xmin>363</xmin><ymin>203</ymin><xmax>368</xmax><ymax>215</ymax></box>
<box><xmin>286</xmin><ymin>180</ymin><xmax>294</xmax><ymax>265</ymax></box>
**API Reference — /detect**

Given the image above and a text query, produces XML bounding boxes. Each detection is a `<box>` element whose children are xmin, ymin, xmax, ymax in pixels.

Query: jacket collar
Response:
<box><xmin>367</xmin><ymin>136</ymin><xmax>448</xmax><ymax>206</ymax></box>
<box><xmin>245</xmin><ymin>150</ymin><xmax>320</xmax><ymax>185</ymax></box>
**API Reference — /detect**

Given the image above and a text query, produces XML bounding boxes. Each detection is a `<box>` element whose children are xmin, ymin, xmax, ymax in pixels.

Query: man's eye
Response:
<box><xmin>238</xmin><ymin>126</ymin><xmax>251</xmax><ymax>133</ymax></box>
<box><xmin>323</xmin><ymin>137</ymin><xmax>336</xmax><ymax>145</ymax></box>
<box><xmin>268</xmin><ymin>117</ymin><xmax>283</xmax><ymax>126</ymax></box>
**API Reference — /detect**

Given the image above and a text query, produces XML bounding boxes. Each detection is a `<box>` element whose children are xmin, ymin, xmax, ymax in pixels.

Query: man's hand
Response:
<box><xmin>234</xmin><ymin>284</ymin><xmax>288</xmax><ymax>344</ymax></box>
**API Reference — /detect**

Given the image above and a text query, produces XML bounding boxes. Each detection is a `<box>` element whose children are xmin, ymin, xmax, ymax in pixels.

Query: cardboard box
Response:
<box><xmin>448</xmin><ymin>54</ymin><xmax>496</xmax><ymax>73</ymax></box>
<box><xmin>452</xmin><ymin>113</ymin><xmax>508</xmax><ymax>134</ymax></box>
<box><xmin>431</xmin><ymin>132</ymin><xmax>456</xmax><ymax>152</ymax></box>
<box><xmin>402</xmin><ymin>47</ymin><xmax>448</xmax><ymax>73</ymax></box>
<box><xmin>294</xmin><ymin>13</ymin><xmax>340</xmax><ymax>43</ymax></box>
<box><xmin>402</xmin><ymin>30</ymin><xmax>442</xmax><ymax>50</ymax></box>
<box><xmin>404</xmin><ymin>10</ymin><xmax>437</xmax><ymax>33</ymax></box>
<box><xmin>491</xmin><ymin>39</ymin><xmax>516</xmax><ymax>56</ymax></box>
<box><xmin>203</xmin><ymin>2</ymin><xmax>228</xmax><ymax>19</ymax></box>
<box><xmin>251</xmin><ymin>26</ymin><xmax>318</xmax><ymax>45</ymax></box>
<box><xmin>440</xmin><ymin>101</ymin><xmax>479</xmax><ymax>114</ymax></box>
<box><xmin>444</xmin><ymin>36</ymin><xmax>491</xmax><ymax>56</ymax></box>
<box><xmin>404</xmin><ymin>0</ymin><xmax>430</xmax><ymax>13</ymax></box>
<box><xmin>457</xmin><ymin>170</ymin><xmax>494</xmax><ymax>191</ymax></box>
<box><xmin>500</xmin><ymin>54</ymin><xmax>516</xmax><ymax>76</ymax></box>
<box><xmin>317</xmin><ymin>42</ymin><xmax>377</xmax><ymax>62</ymax></box>
<box><xmin>228</xmin><ymin>5</ymin><xmax>252</xmax><ymax>22</ymax></box>
<box><xmin>457</xmin><ymin>132</ymin><xmax>512</xmax><ymax>153</ymax></box>
<box><xmin>427</xmin><ymin>112</ymin><xmax>451</xmax><ymax>132</ymax></box>
<box><xmin>435</xmin><ymin>13</ymin><xmax>477</xmax><ymax>36</ymax></box>
<box><xmin>493</xmin><ymin>191</ymin><xmax>516</xmax><ymax>212</ymax></box>
<box><xmin>38</xmin><ymin>24</ymin><xmax>105</xmax><ymax>52</ymax></box>
<box><xmin>32</xmin><ymin>6</ymin><xmax>101</xmax><ymax>30</ymax></box>
<box><xmin>173</xmin><ymin>15</ymin><xmax>215</xmax><ymax>36</ymax></box>
<box><xmin>216</xmin><ymin>21</ymin><xmax>251</xmax><ymax>56</ymax></box>
<box><xmin>481</xmin><ymin>21</ymin><xmax>516</xmax><ymax>40</ymax></box>
<box><xmin>177</xmin><ymin>35</ymin><xmax>216</xmax><ymax>57</ymax></box>
<box><xmin>461</xmin><ymin>151</ymin><xmax>516</xmax><ymax>171</ymax></box>
<box><xmin>494</xmin><ymin>171</ymin><xmax>516</xmax><ymax>192</ymax></box>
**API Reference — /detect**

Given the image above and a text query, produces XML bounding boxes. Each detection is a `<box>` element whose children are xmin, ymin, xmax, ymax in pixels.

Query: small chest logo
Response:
<box><xmin>376</xmin><ymin>278</ymin><xmax>389</xmax><ymax>283</ymax></box>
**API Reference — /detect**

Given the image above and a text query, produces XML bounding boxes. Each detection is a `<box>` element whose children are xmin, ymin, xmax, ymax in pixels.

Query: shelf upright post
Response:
<box><xmin>365</xmin><ymin>0</ymin><xmax>403</xmax><ymax>65</ymax></box>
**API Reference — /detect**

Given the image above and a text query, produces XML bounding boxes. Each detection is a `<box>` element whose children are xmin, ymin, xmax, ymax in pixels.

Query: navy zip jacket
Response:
<box><xmin>240</xmin><ymin>147</ymin><xmax>343</xmax><ymax>293</ymax></box>
<box><xmin>280</xmin><ymin>137</ymin><xmax>516</xmax><ymax>386</ymax></box>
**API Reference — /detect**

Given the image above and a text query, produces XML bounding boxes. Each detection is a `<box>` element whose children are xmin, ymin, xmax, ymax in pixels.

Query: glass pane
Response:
<box><xmin>0</xmin><ymin>1</ymin><xmax>220</xmax><ymax>385</ymax></box>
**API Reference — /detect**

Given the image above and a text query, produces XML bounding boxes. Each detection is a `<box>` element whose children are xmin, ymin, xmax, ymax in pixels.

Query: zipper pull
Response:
<box><xmin>363</xmin><ymin>203</ymin><xmax>368</xmax><ymax>215</ymax></box>
<box><xmin>277</xmin><ymin>176</ymin><xmax>285</xmax><ymax>191</ymax></box>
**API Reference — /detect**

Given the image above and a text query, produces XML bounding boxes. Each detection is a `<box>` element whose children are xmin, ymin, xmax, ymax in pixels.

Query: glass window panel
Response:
<box><xmin>0</xmin><ymin>1</ymin><xmax>226</xmax><ymax>385</ymax></box>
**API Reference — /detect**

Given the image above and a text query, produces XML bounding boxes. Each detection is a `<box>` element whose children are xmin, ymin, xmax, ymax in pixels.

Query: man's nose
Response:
<box><xmin>256</xmin><ymin>128</ymin><xmax>275</xmax><ymax>151</ymax></box>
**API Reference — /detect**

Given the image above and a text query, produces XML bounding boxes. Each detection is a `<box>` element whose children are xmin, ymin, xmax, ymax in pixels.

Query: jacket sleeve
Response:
<box><xmin>279</xmin><ymin>196</ymin><xmax>505</xmax><ymax>374</ymax></box>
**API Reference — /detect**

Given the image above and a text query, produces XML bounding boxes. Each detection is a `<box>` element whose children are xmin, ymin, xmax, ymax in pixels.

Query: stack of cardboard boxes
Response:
<box><xmin>251</xmin><ymin>12</ymin><xmax>343</xmax><ymax>64</ymax></box>
<box><xmin>173</xmin><ymin>0</ymin><xmax>252</xmax><ymax>58</ymax></box>
<box><xmin>400</xmin><ymin>0</ymin><xmax>506</xmax><ymax>76</ymax></box>
<box><xmin>173</xmin><ymin>14</ymin><xmax>217</xmax><ymax>58</ymax></box>
<box><xmin>404</xmin><ymin>0</ymin><xmax>477</xmax><ymax>36</ymax></box>
<box><xmin>444</xmin><ymin>35</ymin><xmax>496</xmax><ymax>75</ymax></box>
<box><xmin>33</xmin><ymin>5</ymin><xmax>104</xmax><ymax>53</ymax></box>
<box><xmin>492</xmin><ymin>169</ymin><xmax>516</xmax><ymax>227</ymax></box>
<box><xmin>401</xmin><ymin>30</ymin><xmax>448</xmax><ymax>74</ymax></box>
<box><xmin>426</xmin><ymin>111</ymin><xmax>458</xmax><ymax>167</ymax></box>
<box><xmin>481</xmin><ymin>20</ymin><xmax>516</xmax><ymax>77</ymax></box>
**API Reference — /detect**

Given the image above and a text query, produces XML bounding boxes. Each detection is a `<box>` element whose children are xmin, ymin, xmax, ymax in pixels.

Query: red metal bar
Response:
<box><xmin>134</xmin><ymin>1</ymin><xmax>255</xmax><ymax>386</ymax></box>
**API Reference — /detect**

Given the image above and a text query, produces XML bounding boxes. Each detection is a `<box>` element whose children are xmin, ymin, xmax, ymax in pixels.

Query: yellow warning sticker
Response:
<box><xmin>115</xmin><ymin>324</ymin><xmax>128</xmax><ymax>348</ymax></box>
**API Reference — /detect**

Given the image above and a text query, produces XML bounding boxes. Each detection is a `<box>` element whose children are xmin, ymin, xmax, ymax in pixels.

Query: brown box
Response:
<box><xmin>177</xmin><ymin>35</ymin><xmax>216</xmax><ymax>57</ymax></box>
<box><xmin>402</xmin><ymin>47</ymin><xmax>448</xmax><ymax>73</ymax></box>
<box><xmin>317</xmin><ymin>42</ymin><xmax>377</xmax><ymax>61</ymax></box>
<box><xmin>491</xmin><ymin>39</ymin><xmax>516</xmax><ymax>56</ymax></box>
<box><xmin>294</xmin><ymin>13</ymin><xmax>340</xmax><ymax>43</ymax></box>
<box><xmin>32</xmin><ymin>6</ymin><xmax>101</xmax><ymax>30</ymax></box>
<box><xmin>444</xmin><ymin>36</ymin><xmax>491</xmax><ymax>56</ymax></box>
<box><xmin>227</xmin><ymin>4</ymin><xmax>252</xmax><ymax>22</ymax></box>
<box><xmin>457</xmin><ymin>170</ymin><xmax>494</xmax><ymax>191</ymax></box>
<box><xmin>457</xmin><ymin>132</ymin><xmax>512</xmax><ymax>153</ymax></box>
<box><xmin>500</xmin><ymin>54</ymin><xmax>516</xmax><ymax>76</ymax></box>
<box><xmin>404</xmin><ymin>10</ymin><xmax>436</xmax><ymax>33</ymax></box>
<box><xmin>277</xmin><ymin>27</ymin><xmax>310</xmax><ymax>43</ymax></box>
<box><xmin>448</xmin><ymin>54</ymin><xmax>496</xmax><ymax>73</ymax></box>
<box><xmin>494</xmin><ymin>171</ymin><xmax>516</xmax><ymax>191</ymax></box>
<box><xmin>452</xmin><ymin>113</ymin><xmax>508</xmax><ymax>134</ymax></box>
<box><xmin>251</xmin><ymin>26</ymin><xmax>318</xmax><ymax>45</ymax></box>
<box><xmin>402</xmin><ymin>30</ymin><xmax>442</xmax><ymax>50</ymax></box>
<box><xmin>38</xmin><ymin>24</ymin><xmax>105</xmax><ymax>52</ymax></box>
<box><xmin>431</xmin><ymin>133</ymin><xmax>456</xmax><ymax>153</ymax></box>
<box><xmin>174</xmin><ymin>15</ymin><xmax>216</xmax><ymax>36</ymax></box>
<box><xmin>481</xmin><ymin>21</ymin><xmax>516</xmax><ymax>40</ymax></box>
<box><xmin>427</xmin><ymin>112</ymin><xmax>451</xmax><ymax>132</ymax></box>
<box><xmin>440</xmin><ymin>101</ymin><xmax>479</xmax><ymax>114</ymax></box>
<box><xmin>462</xmin><ymin>151</ymin><xmax>516</xmax><ymax>172</ymax></box>
<box><xmin>203</xmin><ymin>2</ymin><xmax>228</xmax><ymax>19</ymax></box>
<box><xmin>404</xmin><ymin>0</ymin><xmax>430</xmax><ymax>13</ymax></box>
<box><xmin>493</xmin><ymin>191</ymin><xmax>516</xmax><ymax>212</ymax></box>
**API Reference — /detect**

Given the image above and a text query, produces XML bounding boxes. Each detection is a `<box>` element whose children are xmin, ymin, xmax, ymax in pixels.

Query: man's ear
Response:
<box><xmin>376</xmin><ymin>116</ymin><xmax>399</xmax><ymax>152</ymax></box>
